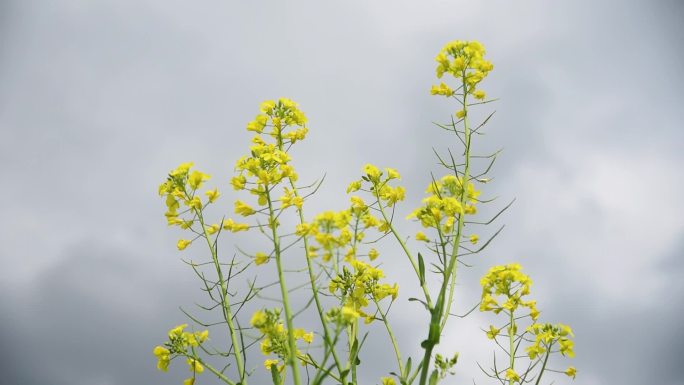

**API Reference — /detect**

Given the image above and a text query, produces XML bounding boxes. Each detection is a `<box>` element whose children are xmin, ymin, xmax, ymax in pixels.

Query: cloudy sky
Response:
<box><xmin>1</xmin><ymin>1</ymin><xmax>683</xmax><ymax>385</ymax></box>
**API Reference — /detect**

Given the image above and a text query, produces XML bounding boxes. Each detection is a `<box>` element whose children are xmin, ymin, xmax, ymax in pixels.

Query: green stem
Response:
<box><xmin>375</xmin><ymin>195</ymin><xmax>433</xmax><ymax>309</ymax></box>
<box><xmin>282</xmin><ymin>160</ymin><xmax>346</xmax><ymax>381</ymax></box>
<box><xmin>196</xmin><ymin>357</ymin><xmax>237</xmax><ymax>385</ymax></box>
<box><xmin>418</xmin><ymin>81</ymin><xmax>473</xmax><ymax>385</ymax></box>
<box><xmin>373</xmin><ymin>297</ymin><xmax>403</xmax><ymax>375</ymax></box>
<box><xmin>195</xmin><ymin>208</ymin><xmax>246</xmax><ymax>384</ymax></box>
<box><xmin>440</xmin><ymin>87</ymin><xmax>472</xmax><ymax>330</ymax></box>
<box><xmin>533</xmin><ymin>343</ymin><xmax>552</xmax><ymax>385</ymax></box>
<box><xmin>508</xmin><ymin>310</ymin><xmax>515</xmax><ymax>385</ymax></box>
<box><xmin>266</xmin><ymin>189</ymin><xmax>303</xmax><ymax>385</ymax></box>
<box><xmin>350</xmin><ymin>318</ymin><xmax>358</xmax><ymax>385</ymax></box>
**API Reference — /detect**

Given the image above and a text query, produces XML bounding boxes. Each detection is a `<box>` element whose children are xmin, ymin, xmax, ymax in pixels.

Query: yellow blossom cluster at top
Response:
<box><xmin>407</xmin><ymin>175</ymin><xmax>480</xmax><ymax>236</ymax></box>
<box><xmin>158</xmin><ymin>162</ymin><xmax>211</xmax><ymax>228</ymax></box>
<box><xmin>296</xmin><ymin>164</ymin><xmax>404</xmax><ymax>264</ymax></box>
<box><xmin>298</xmin><ymin>207</ymin><xmax>384</xmax><ymax>263</ymax></box>
<box><xmin>153</xmin><ymin>324</ymin><xmax>209</xmax><ymax>385</ymax></box>
<box><xmin>232</xmin><ymin>98</ymin><xmax>308</xmax><ymax>206</ymax></box>
<box><xmin>479</xmin><ymin>265</ymin><xmax>576</xmax><ymax>382</ymax></box>
<box><xmin>479</xmin><ymin>264</ymin><xmax>539</xmax><ymax>319</ymax></box>
<box><xmin>431</xmin><ymin>40</ymin><xmax>493</xmax><ymax>102</ymax></box>
<box><xmin>348</xmin><ymin>164</ymin><xmax>406</xmax><ymax>208</ymax></box>
<box><xmin>328</xmin><ymin>259</ymin><xmax>399</xmax><ymax>324</ymax></box>
<box><xmin>158</xmin><ymin>162</ymin><xmax>251</xmax><ymax>251</ymax></box>
<box><xmin>525</xmin><ymin>323</ymin><xmax>575</xmax><ymax>360</ymax></box>
<box><xmin>250</xmin><ymin>308</ymin><xmax>314</xmax><ymax>372</ymax></box>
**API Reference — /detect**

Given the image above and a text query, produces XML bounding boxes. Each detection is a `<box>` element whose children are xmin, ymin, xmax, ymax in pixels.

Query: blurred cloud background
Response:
<box><xmin>1</xmin><ymin>1</ymin><xmax>683</xmax><ymax>384</ymax></box>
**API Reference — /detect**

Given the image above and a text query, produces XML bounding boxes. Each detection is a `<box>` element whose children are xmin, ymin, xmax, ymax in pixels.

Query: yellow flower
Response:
<box><xmin>530</xmin><ymin>307</ymin><xmax>540</xmax><ymax>321</ymax></box>
<box><xmin>415</xmin><ymin>231</ymin><xmax>429</xmax><ymax>242</ymax></box>
<box><xmin>486</xmin><ymin>325</ymin><xmax>500</xmax><ymax>339</ymax></box>
<box><xmin>456</xmin><ymin>109</ymin><xmax>466</xmax><ymax>119</ymax></box>
<box><xmin>222</xmin><ymin>218</ymin><xmax>250</xmax><ymax>232</ymax></box>
<box><xmin>206</xmin><ymin>224</ymin><xmax>219</xmax><ymax>235</ymax></box>
<box><xmin>170</xmin><ymin>162</ymin><xmax>194</xmax><ymax>177</ymax></box>
<box><xmin>188</xmin><ymin>196</ymin><xmax>202</xmax><ymax>210</ymax></box>
<box><xmin>205</xmin><ymin>188</ymin><xmax>220</xmax><ymax>203</ymax></box>
<box><xmin>196</xmin><ymin>330</ymin><xmax>209</xmax><ymax>343</ymax></box>
<box><xmin>264</xmin><ymin>359</ymin><xmax>280</xmax><ymax>371</ymax></box>
<box><xmin>153</xmin><ymin>345</ymin><xmax>171</xmax><ymax>371</ymax></box>
<box><xmin>505</xmin><ymin>368</ymin><xmax>520</xmax><ymax>382</ymax></box>
<box><xmin>430</xmin><ymin>82</ymin><xmax>454</xmax><ymax>97</ymax></box>
<box><xmin>168</xmin><ymin>324</ymin><xmax>188</xmax><ymax>338</ymax></box>
<box><xmin>153</xmin><ymin>345</ymin><xmax>170</xmax><ymax>357</ymax></box>
<box><xmin>183</xmin><ymin>378</ymin><xmax>195</xmax><ymax>385</ymax></box>
<box><xmin>188</xmin><ymin>170</ymin><xmax>210</xmax><ymax>190</ymax></box>
<box><xmin>341</xmin><ymin>306</ymin><xmax>360</xmax><ymax>322</ymax></box>
<box><xmin>230</xmin><ymin>175</ymin><xmax>246</xmax><ymax>190</ymax></box>
<box><xmin>246</xmin><ymin>114</ymin><xmax>268</xmax><ymax>133</ymax></box>
<box><xmin>302</xmin><ymin>332</ymin><xmax>314</xmax><ymax>343</ymax></box>
<box><xmin>177</xmin><ymin>239</ymin><xmax>191</xmax><ymax>250</ymax></box>
<box><xmin>470</xmin><ymin>234</ymin><xmax>479</xmax><ymax>244</ymax></box>
<box><xmin>363</xmin><ymin>164</ymin><xmax>382</xmax><ymax>182</ymax></box>
<box><xmin>251</xmin><ymin>310</ymin><xmax>267</xmax><ymax>328</ymax></box>
<box><xmin>565</xmin><ymin>366</ymin><xmax>577</xmax><ymax>379</ymax></box>
<box><xmin>525</xmin><ymin>343</ymin><xmax>545</xmax><ymax>360</ymax></box>
<box><xmin>559</xmin><ymin>338</ymin><xmax>575</xmax><ymax>357</ymax></box>
<box><xmin>381</xmin><ymin>377</ymin><xmax>397</xmax><ymax>385</ymax></box>
<box><xmin>187</xmin><ymin>358</ymin><xmax>204</xmax><ymax>373</ymax></box>
<box><xmin>347</xmin><ymin>180</ymin><xmax>362</xmax><ymax>193</ymax></box>
<box><xmin>385</xmin><ymin>167</ymin><xmax>401</xmax><ymax>180</ymax></box>
<box><xmin>260</xmin><ymin>100</ymin><xmax>276</xmax><ymax>114</ymax></box>
<box><xmin>234</xmin><ymin>200</ymin><xmax>256</xmax><ymax>216</ymax></box>
<box><xmin>255</xmin><ymin>252</ymin><xmax>269</xmax><ymax>265</ymax></box>
<box><xmin>368</xmin><ymin>248</ymin><xmax>379</xmax><ymax>261</ymax></box>
<box><xmin>472</xmin><ymin>90</ymin><xmax>486</xmax><ymax>100</ymax></box>
<box><xmin>293</xmin><ymin>196</ymin><xmax>304</xmax><ymax>208</ymax></box>
<box><xmin>350</xmin><ymin>196</ymin><xmax>366</xmax><ymax>209</ymax></box>
<box><xmin>558</xmin><ymin>323</ymin><xmax>574</xmax><ymax>337</ymax></box>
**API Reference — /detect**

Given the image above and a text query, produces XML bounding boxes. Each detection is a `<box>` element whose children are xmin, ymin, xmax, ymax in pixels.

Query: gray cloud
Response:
<box><xmin>2</xmin><ymin>0</ymin><xmax>683</xmax><ymax>384</ymax></box>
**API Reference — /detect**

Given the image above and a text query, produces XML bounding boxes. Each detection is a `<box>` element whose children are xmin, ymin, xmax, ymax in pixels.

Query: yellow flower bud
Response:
<box><xmin>177</xmin><ymin>239</ymin><xmax>191</xmax><ymax>250</ymax></box>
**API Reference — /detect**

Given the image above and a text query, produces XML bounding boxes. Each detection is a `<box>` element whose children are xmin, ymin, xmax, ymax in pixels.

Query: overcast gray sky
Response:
<box><xmin>1</xmin><ymin>1</ymin><xmax>683</xmax><ymax>385</ymax></box>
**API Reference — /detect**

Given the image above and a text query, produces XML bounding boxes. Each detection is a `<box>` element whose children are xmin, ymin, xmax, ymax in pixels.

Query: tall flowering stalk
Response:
<box><xmin>152</xmin><ymin>40</ymin><xmax>577</xmax><ymax>385</ymax></box>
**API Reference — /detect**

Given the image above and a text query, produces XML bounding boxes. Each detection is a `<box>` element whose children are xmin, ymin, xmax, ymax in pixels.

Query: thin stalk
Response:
<box><xmin>266</xmin><ymin>190</ymin><xmax>303</xmax><ymax>385</ymax></box>
<box><xmin>373</xmin><ymin>297</ymin><xmax>404</xmax><ymax>375</ymax></box>
<box><xmin>440</xmin><ymin>85</ymin><xmax>472</xmax><ymax>330</ymax></box>
<box><xmin>533</xmin><ymin>345</ymin><xmax>551</xmax><ymax>385</ymax></box>
<box><xmin>350</xmin><ymin>318</ymin><xmax>358</xmax><ymax>385</ymax></box>
<box><xmin>508</xmin><ymin>310</ymin><xmax>515</xmax><ymax>385</ymax></box>
<box><xmin>418</xmin><ymin>78</ymin><xmax>473</xmax><ymax>385</ymax></box>
<box><xmin>196</xmin><ymin>356</ymin><xmax>237</xmax><ymax>385</ymax></box>
<box><xmin>375</xmin><ymin>197</ymin><xmax>433</xmax><ymax>309</ymax></box>
<box><xmin>281</xmin><ymin>156</ymin><xmax>346</xmax><ymax>380</ymax></box>
<box><xmin>195</xmin><ymin>209</ymin><xmax>246</xmax><ymax>384</ymax></box>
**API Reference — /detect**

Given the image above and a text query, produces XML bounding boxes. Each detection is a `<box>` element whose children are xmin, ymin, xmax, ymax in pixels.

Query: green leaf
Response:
<box><xmin>428</xmin><ymin>369</ymin><xmax>439</xmax><ymax>385</ymax></box>
<box><xmin>404</xmin><ymin>357</ymin><xmax>412</xmax><ymax>379</ymax></box>
<box><xmin>418</xmin><ymin>253</ymin><xmax>426</xmax><ymax>285</ymax></box>
<box><xmin>270</xmin><ymin>363</ymin><xmax>283</xmax><ymax>385</ymax></box>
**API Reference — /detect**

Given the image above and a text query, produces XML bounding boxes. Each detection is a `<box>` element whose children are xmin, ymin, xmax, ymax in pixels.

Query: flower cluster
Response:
<box><xmin>250</xmin><ymin>309</ymin><xmax>314</xmax><ymax>371</ymax></box>
<box><xmin>328</xmin><ymin>259</ymin><xmax>398</xmax><ymax>324</ymax></box>
<box><xmin>407</xmin><ymin>175</ymin><xmax>480</xmax><ymax>236</ymax></box>
<box><xmin>232</xmin><ymin>99</ymin><xmax>308</xmax><ymax>202</ymax></box>
<box><xmin>153</xmin><ymin>324</ymin><xmax>209</xmax><ymax>385</ymax></box>
<box><xmin>431</xmin><ymin>40</ymin><xmax>493</xmax><ymax>102</ymax></box>
<box><xmin>348</xmin><ymin>164</ymin><xmax>406</xmax><ymax>208</ymax></box>
<box><xmin>479</xmin><ymin>264</ymin><xmax>539</xmax><ymax>319</ymax></box>
<box><xmin>525</xmin><ymin>323</ymin><xmax>575</xmax><ymax>359</ymax></box>
<box><xmin>298</xmin><ymin>206</ymin><xmax>384</xmax><ymax>263</ymax></box>
<box><xmin>480</xmin><ymin>265</ymin><xmax>576</xmax><ymax>382</ymax></box>
<box><xmin>158</xmin><ymin>162</ymin><xmax>251</xmax><ymax>249</ymax></box>
<box><xmin>158</xmin><ymin>163</ymin><xmax>210</xmax><ymax>227</ymax></box>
